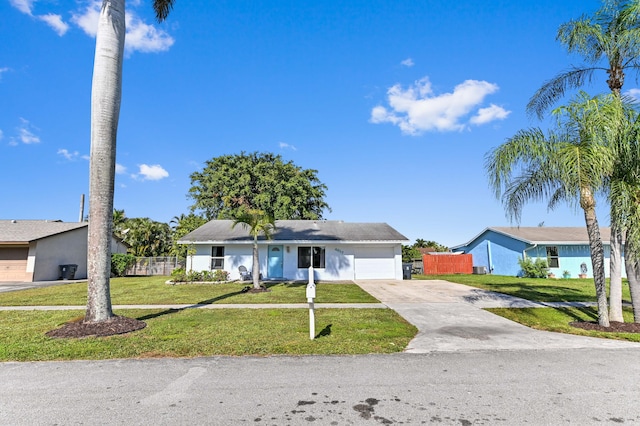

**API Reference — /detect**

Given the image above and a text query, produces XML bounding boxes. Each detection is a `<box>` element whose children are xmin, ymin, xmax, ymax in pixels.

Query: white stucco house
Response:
<box><xmin>0</xmin><ymin>220</ymin><xmax>128</xmax><ymax>282</ymax></box>
<box><xmin>178</xmin><ymin>220</ymin><xmax>409</xmax><ymax>281</ymax></box>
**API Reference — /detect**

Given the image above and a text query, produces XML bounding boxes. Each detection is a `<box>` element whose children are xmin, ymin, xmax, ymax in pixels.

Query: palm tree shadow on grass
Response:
<box><xmin>314</xmin><ymin>324</ymin><xmax>332</xmax><ymax>339</ymax></box>
<box><xmin>136</xmin><ymin>289</ymin><xmax>247</xmax><ymax>321</ymax></box>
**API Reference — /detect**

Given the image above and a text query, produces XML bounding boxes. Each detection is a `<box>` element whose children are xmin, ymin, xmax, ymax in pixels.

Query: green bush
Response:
<box><xmin>171</xmin><ymin>267</ymin><xmax>187</xmax><ymax>282</ymax></box>
<box><xmin>111</xmin><ymin>253</ymin><xmax>136</xmax><ymax>277</ymax></box>
<box><xmin>212</xmin><ymin>269</ymin><xmax>229</xmax><ymax>281</ymax></box>
<box><xmin>518</xmin><ymin>257</ymin><xmax>549</xmax><ymax>278</ymax></box>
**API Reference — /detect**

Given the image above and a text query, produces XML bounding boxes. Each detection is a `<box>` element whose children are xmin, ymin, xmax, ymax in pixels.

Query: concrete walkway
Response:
<box><xmin>356</xmin><ymin>279</ymin><xmax>640</xmax><ymax>353</ymax></box>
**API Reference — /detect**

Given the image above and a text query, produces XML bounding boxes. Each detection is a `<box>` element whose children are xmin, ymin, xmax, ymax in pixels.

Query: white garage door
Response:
<box><xmin>354</xmin><ymin>246</ymin><xmax>396</xmax><ymax>279</ymax></box>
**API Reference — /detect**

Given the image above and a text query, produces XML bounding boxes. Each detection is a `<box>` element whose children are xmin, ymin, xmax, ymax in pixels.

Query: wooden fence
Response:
<box><xmin>422</xmin><ymin>253</ymin><xmax>473</xmax><ymax>275</ymax></box>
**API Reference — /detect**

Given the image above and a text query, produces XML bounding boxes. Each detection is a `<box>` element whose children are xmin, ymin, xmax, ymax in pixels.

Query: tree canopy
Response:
<box><xmin>188</xmin><ymin>152</ymin><xmax>330</xmax><ymax>220</ymax></box>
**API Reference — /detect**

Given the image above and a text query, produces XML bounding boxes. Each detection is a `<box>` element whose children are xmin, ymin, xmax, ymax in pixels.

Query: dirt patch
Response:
<box><xmin>570</xmin><ymin>321</ymin><xmax>640</xmax><ymax>333</ymax></box>
<box><xmin>241</xmin><ymin>286</ymin><xmax>270</xmax><ymax>294</ymax></box>
<box><xmin>46</xmin><ymin>315</ymin><xmax>146</xmax><ymax>338</ymax></box>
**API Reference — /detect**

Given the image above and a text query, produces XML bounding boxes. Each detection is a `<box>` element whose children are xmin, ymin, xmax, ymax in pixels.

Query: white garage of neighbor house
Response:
<box><xmin>0</xmin><ymin>220</ymin><xmax>128</xmax><ymax>282</ymax></box>
<box><xmin>178</xmin><ymin>220</ymin><xmax>409</xmax><ymax>281</ymax></box>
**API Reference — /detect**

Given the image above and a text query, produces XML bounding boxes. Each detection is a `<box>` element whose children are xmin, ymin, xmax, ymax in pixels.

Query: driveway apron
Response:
<box><xmin>356</xmin><ymin>279</ymin><xmax>640</xmax><ymax>353</ymax></box>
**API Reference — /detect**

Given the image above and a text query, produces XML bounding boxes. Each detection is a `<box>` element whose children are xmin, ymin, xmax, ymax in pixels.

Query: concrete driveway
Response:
<box><xmin>356</xmin><ymin>279</ymin><xmax>640</xmax><ymax>353</ymax></box>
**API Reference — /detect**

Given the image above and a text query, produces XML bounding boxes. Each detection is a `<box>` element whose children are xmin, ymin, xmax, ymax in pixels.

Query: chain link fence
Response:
<box><xmin>125</xmin><ymin>257</ymin><xmax>185</xmax><ymax>276</ymax></box>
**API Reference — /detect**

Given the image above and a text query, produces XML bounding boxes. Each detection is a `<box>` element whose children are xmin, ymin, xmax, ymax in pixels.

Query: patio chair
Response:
<box><xmin>238</xmin><ymin>265</ymin><xmax>252</xmax><ymax>281</ymax></box>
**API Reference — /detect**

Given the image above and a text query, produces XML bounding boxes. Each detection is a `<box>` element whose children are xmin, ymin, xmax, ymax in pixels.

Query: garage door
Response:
<box><xmin>354</xmin><ymin>247</ymin><xmax>396</xmax><ymax>279</ymax></box>
<box><xmin>0</xmin><ymin>247</ymin><xmax>29</xmax><ymax>282</ymax></box>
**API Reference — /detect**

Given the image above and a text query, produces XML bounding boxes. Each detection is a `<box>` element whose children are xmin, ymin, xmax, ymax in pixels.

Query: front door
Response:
<box><xmin>268</xmin><ymin>245</ymin><xmax>284</xmax><ymax>278</ymax></box>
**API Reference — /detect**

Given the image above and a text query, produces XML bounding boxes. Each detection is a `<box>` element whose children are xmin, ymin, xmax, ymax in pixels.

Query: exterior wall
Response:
<box><xmin>455</xmin><ymin>230</ymin><xmax>528</xmax><ymax>276</ymax></box>
<box><xmin>33</xmin><ymin>227</ymin><xmax>88</xmax><ymax>281</ymax></box>
<box><xmin>455</xmin><ymin>229</ymin><xmax>625</xmax><ymax>278</ymax></box>
<box><xmin>187</xmin><ymin>242</ymin><xmax>403</xmax><ymax>281</ymax></box>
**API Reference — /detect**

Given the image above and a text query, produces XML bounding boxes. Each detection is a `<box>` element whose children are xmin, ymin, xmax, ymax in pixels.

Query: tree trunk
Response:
<box><xmin>86</xmin><ymin>0</ymin><xmax>125</xmax><ymax>323</ymax></box>
<box><xmin>625</xmin><ymin>237</ymin><xmax>640</xmax><ymax>322</ymax></box>
<box><xmin>252</xmin><ymin>236</ymin><xmax>260</xmax><ymax>289</ymax></box>
<box><xmin>582</xmin><ymin>199</ymin><xmax>609</xmax><ymax>327</ymax></box>
<box><xmin>609</xmin><ymin>225</ymin><xmax>624</xmax><ymax>322</ymax></box>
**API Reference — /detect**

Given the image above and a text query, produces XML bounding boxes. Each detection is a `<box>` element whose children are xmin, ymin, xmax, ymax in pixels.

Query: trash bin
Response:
<box><xmin>402</xmin><ymin>263</ymin><xmax>412</xmax><ymax>280</ymax></box>
<box><xmin>59</xmin><ymin>264</ymin><xmax>78</xmax><ymax>280</ymax></box>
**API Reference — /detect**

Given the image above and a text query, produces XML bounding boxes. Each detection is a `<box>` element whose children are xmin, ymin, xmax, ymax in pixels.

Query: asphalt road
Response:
<box><xmin>2</xmin><ymin>348</ymin><xmax>640</xmax><ymax>425</ymax></box>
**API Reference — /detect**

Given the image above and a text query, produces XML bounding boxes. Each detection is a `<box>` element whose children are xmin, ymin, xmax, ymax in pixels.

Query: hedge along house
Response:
<box><xmin>178</xmin><ymin>220</ymin><xmax>409</xmax><ymax>281</ymax></box>
<box><xmin>0</xmin><ymin>220</ymin><xmax>128</xmax><ymax>282</ymax></box>
<box><xmin>451</xmin><ymin>227</ymin><xmax>620</xmax><ymax>279</ymax></box>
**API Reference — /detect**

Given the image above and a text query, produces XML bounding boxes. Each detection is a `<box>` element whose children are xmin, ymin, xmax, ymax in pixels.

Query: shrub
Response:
<box><xmin>212</xmin><ymin>269</ymin><xmax>229</xmax><ymax>281</ymax></box>
<box><xmin>186</xmin><ymin>270</ymin><xmax>203</xmax><ymax>282</ymax></box>
<box><xmin>171</xmin><ymin>267</ymin><xmax>187</xmax><ymax>282</ymax></box>
<box><xmin>518</xmin><ymin>257</ymin><xmax>549</xmax><ymax>278</ymax></box>
<box><xmin>111</xmin><ymin>253</ymin><xmax>136</xmax><ymax>277</ymax></box>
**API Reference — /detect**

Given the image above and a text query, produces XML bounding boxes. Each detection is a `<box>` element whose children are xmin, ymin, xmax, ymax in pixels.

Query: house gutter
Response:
<box><xmin>487</xmin><ymin>240</ymin><xmax>493</xmax><ymax>273</ymax></box>
<box><xmin>523</xmin><ymin>243</ymin><xmax>538</xmax><ymax>259</ymax></box>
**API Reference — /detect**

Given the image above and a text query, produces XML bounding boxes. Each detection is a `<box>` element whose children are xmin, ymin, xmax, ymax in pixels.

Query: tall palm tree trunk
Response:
<box><xmin>624</xmin><ymin>241</ymin><xmax>640</xmax><ymax>322</ymax></box>
<box><xmin>86</xmin><ymin>0</ymin><xmax>125</xmax><ymax>323</ymax></box>
<box><xmin>252</xmin><ymin>235</ymin><xmax>260</xmax><ymax>290</ymax></box>
<box><xmin>609</xmin><ymin>226</ymin><xmax>624</xmax><ymax>322</ymax></box>
<box><xmin>583</xmin><ymin>197</ymin><xmax>610</xmax><ymax>327</ymax></box>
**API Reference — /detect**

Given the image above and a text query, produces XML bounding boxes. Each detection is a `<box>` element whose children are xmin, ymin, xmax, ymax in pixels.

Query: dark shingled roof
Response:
<box><xmin>0</xmin><ymin>220</ymin><xmax>87</xmax><ymax>243</ymax></box>
<box><xmin>179</xmin><ymin>220</ymin><xmax>408</xmax><ymax>243</ymax></box>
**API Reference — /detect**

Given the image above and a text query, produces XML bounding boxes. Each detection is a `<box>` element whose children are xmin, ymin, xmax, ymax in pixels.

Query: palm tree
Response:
<box><xmin>527</xmin><ymin>0</ymin><xmax>640</xmax><ymax>321</ymax></box>
<box><xmin>486</xmin><ymin>93</ymin><xmax>615</xmax><ymax>327</ymax></box>
<box><xmin>86</xmin><ymin>0</ymin><xmax>175</xmax><ymax>323</ymax></box>
<box><xmin>232</xmin><ymin>208</ymin><xmax>276</xmax><ymax>290</ymax></box>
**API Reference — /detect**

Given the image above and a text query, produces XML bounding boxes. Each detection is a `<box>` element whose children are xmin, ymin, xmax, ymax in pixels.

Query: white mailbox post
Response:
<box><xmin>307</xmin><ymin>266</ymin><xmax>316</xmax><ymax>339</ymax></box>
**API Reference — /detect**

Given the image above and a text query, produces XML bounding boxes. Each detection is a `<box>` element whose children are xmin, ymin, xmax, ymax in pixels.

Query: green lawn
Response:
<box><xmin>0</xmin><ymin>277</ymin><xmax>417</xmax><ymax>361</ymax></box>
<box><xmin>0</xmin><ymin>276</ymin><xmax>378</xmax><ymax>306</ymax></box>
<box><xmin>416</xmin><ymin>273</ymin><xmax>631</xmax><ymax>303</ymax></box>
<box><xmin>0</xmin><ymin>308</ymin><xmax>417</xmax><ymax>361</ymax></box>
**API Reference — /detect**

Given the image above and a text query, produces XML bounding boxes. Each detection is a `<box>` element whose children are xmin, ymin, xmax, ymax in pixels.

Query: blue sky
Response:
<box><xmin>1</xmin><ymin>0</ymin><xmax>623</xmax><ymax>247</ymax></box>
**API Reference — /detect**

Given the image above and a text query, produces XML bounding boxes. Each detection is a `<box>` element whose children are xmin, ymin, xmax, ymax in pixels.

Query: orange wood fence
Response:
<box><xmin>422</xmin><ymin>253</ymin><xmax>473</xmax><ymax>275</ymax></box>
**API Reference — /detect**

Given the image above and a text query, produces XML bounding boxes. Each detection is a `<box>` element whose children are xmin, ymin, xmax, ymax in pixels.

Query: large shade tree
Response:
<box><xmin>86</xmin><ymin>0</ymin><xmax>175</xmax><ymax>324</ymax></box>
<box><xmin>527</xmin><ymin>0</ymin><xmax>640</xmax><ymax>321</ymax></box>
<box><xmin>188</xmin><ymin>152</ymin><xmax>330</xmax><ymax>220</ymax></box>
<box><xmin>486</xmin><ymin>93</ymin><xmax>615</xmax><ymax>327</ymax></box>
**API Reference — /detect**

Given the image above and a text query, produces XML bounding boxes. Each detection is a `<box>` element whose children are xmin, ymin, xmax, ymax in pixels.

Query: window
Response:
<box><xmin>298</xmin><ymin>246</ymin><xmax>325</xmax><ymax>268</ymax></box>
<box><xmin>211</xmin><ymin>246</ymin><xmax>224</xmax><ymax>269</ymax></box>
<box><xmin>546</xmin><ymin>246</ymin><xmax>559</xmax><ymax>268</ymax></box>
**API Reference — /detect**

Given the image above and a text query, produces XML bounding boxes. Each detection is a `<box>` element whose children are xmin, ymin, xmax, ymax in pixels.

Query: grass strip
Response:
<box><xmin>0</xmin><ymin>277</ymin><xmax>378</xmax><ymax>306</ymax></box>
<box><xmin>486</xmin><ymin>306</ymin><xmax>640</xmax><ymax>342</ymax></box>
<box><xmin>0</xmin><ymin>308</ymin><xmax>417</xmax><ymax>361</ymax></box>
<box><xmin>417</xmin><ymin>274</ymin><xmax>631</xmax><ymax>303</ymax></box>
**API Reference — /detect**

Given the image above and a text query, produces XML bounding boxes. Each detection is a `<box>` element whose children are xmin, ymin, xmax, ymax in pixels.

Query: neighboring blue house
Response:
<box><xmin>451</xmin><ymin>227</ymin><xmax>620</xmax><ymax>278</ymax></box>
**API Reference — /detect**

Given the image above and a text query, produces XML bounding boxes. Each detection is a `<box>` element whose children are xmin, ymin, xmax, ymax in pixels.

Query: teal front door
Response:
<box><xmin>268</xmin><ymin>245</ymin><xmax>284</xmax><ymax>278</ymax></box>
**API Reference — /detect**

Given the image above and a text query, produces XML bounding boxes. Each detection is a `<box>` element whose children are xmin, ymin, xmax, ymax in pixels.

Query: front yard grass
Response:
<box><xmin>0</xmin><ymin>276</ymin><xmax>378</xmax><ymax>306</ymax></box>
<box><xmin>416</xmin><ymin>273</ymin><xmax>631</xmax><ymax>303</ymax></box>
<box><xmin>0</xmin><ymin>277</ymin><xmax>416</xmax><ymax>361</ymax></box>
<box><xmin>0</xmin><ymin>308</ymin><xmax>417</xmax><ymax>361</ymax></box>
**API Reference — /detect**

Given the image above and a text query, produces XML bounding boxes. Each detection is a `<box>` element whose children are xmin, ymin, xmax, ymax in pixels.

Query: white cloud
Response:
<box><xmin>625</xmin><ymin>88</ymin><xmax>640</xmax><ymax>102</ymax></box>
<box><xmin>470</xmin><ymin>104</ymin><xmax>511</xmax><ymax>125</ymax></box>
<box><xmin>279</xmin><ymin>142</ymin><xmax>297</xmax><ymax>151</ymax></box>
<box><xmin>9</xmin><ymin>0</ymin><xmax>34</xmax><ymax>15</ymax></box>
<box><xmin>115</xmin><ymin>163</ymin><xmax>127</xmax><ymax>174</ymax></box>
<box><xmin>58</xmin><ymin>148</ymin><xmax>80</xmax><ymax>160</ymax></box>
<box><xmin>370</xmin><ymin>77</ymin><xmax>509</xmax><ymax>135</ymax></box>
<box><xmin>0</xmin><ymin>129</ymin><xmax>3</xmax><ymax>140</ymax></box>
<box><xmin>73</xmin><ymin>1</ymin><xmax>174</xmax><ymax>53</ymax></box>
<box><xmin>17</xmin><ymin>118</ymin><xmax>40</xmax><ymax>144</ymax></box>
<box><xmin>137</xmin><ymin>164</ymin><xmax>169</xmax><ymax>181</ymax></box>
<box><xmin>401</xmin><ymin>58</ymin><xmax>414</xmax><ymax>67</ymax></box>
<box><xmin>125</xmin><ymin>14</ymin><xmax>174</xmax><ymax>53</ymax></box>
<box><xmin>11</xmin><ymin>0</ymin><xmax>70</xmax><ymax>36</ymax></box>
<box><xmin>0</xmin><ymin>67</ymin><xmax>8</xmax><ymax>81</ymax></box>
<box><xmin>38</xmin><ymin>13</ymin><xmax>69</xmax><ymax>36</ymax></box>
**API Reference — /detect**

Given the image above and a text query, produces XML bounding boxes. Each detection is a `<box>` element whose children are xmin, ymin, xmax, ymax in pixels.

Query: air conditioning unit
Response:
<box><xmin>472</xmin><ymin>266</ymin><xmax>487</xmax><ymax>275</ymax></box>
